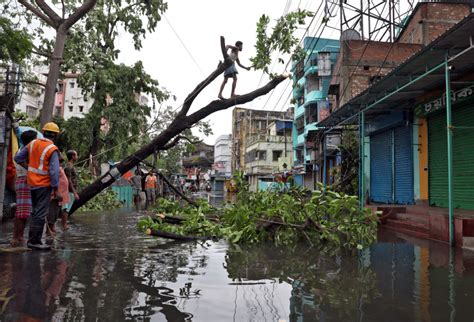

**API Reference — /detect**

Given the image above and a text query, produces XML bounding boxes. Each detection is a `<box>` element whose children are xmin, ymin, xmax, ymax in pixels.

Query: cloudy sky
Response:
<box><xmin>117</xmin><ymin>0</ymin><xmax>340</xmax><ymax>144</ymax></box>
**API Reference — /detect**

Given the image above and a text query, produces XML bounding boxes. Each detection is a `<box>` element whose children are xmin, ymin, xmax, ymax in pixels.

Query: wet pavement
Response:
<box><xmin>1</xmin><ymin>210</ymin><xmax>474</xmax><ymax>321</ymax></box>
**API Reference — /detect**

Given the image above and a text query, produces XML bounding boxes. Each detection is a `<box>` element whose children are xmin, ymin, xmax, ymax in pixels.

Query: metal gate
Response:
<box><xmin>428</xmin><ymin>101</ymin><xmax>474</xmax><ymax>209</ymax></box>
<box><xmin>370</xmin><ymin>131</ymin><xmax>392</xmax><ymax>203</ymax></box>
<box><xmin>370</xmin><ymin>126</ymin><xmax>414</xmax><ymax>204</ymax></box>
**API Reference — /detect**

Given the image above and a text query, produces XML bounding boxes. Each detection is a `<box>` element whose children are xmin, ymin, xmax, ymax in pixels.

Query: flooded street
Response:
<box><xmin>1</xmin><ymin>210</ymin><xmax>474</xmax><ymax>321</ymax></box>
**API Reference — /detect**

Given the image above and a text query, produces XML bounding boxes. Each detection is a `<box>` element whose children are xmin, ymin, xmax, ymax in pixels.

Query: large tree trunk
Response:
<box><xmin>69</xmin><ymin>66</ymin><xmax>288</xmax><ymax>214</ymax></box>
<box><xmin>18</xmin><ymin>0</ymin><xmax>98</xmax><ymax>127</ymax></box>
<box><xmin>40</xmin><ymin>27</ymin><xmax>67</xmax><ymax>126</ymax></box>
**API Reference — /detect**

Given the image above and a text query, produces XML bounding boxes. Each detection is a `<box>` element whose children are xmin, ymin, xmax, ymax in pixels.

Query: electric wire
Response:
<box><xmin>164</xmin><ymin>15</ymin><xmax>205</xmax><ymax>76</ymax></box>
<box><xmin>268</xmin><ymin>1</ymin><xmax>338</xmax><ymax>113</ymax></box>
<box><xmin>259</xmin><ymin>0</ymin><xmax>328</xmax><ymax>112</ymax></box>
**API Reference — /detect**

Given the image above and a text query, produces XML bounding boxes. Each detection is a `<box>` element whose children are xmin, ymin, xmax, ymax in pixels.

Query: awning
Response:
<box><xmin>319</xmin><ymin>13</ymin><xmax>474</xmax><ymax>129</ymax></box>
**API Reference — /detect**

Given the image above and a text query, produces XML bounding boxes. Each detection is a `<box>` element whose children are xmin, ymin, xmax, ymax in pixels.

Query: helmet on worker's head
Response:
<box><xmin>42</xmin><ymin>122</ymin><xmax>60</xmax><ymax>134</ymax></box>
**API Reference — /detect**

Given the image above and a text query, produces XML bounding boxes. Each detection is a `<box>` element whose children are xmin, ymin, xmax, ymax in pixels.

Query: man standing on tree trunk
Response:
<box><xmin>218</xmin><ymin>41</ymin><xmax>251</xmax><ymax>100</ymax></box>
<box><xmin>15</xmin><ymin>122</ymin><xmax>61</xmax><ymax>250</ymax></box>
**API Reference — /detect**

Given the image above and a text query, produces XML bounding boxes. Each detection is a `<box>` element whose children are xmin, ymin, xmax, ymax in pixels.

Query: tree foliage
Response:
<box><xmin>138</xmin><ymin>183</ymin><xmax>378</xmax><ymax>250</ymax></box>
<box><xmin>0</xmin><ymin>17</ymin><xmax>33</xmax><ymax>63</ymax></box>
<box><xmin>251</xmin><ymin>9</ymin><xmax>313</xmax><ymax>76</ymax></box>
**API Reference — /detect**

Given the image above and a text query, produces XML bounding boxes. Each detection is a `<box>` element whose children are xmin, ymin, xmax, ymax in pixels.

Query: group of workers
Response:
<box><xmin>11</xmin><ymin>122</ymin><xmax>79</xmax><ymax>250</ymax></box>
<box><xmin>129</xmin><ymin>170</ymin><xmax>159</xmax><ymax>210</ymax></box>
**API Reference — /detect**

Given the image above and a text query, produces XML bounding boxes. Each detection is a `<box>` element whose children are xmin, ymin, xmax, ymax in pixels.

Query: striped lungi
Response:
<box><xmin>15</xmin><ymin>176</ymin><xmax>32</xmax><ymax>219</ymax></box>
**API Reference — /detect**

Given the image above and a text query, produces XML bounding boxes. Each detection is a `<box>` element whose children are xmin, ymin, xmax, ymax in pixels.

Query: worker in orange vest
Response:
<box><xmin>15</xmin><ymin>122</ymin><xmax>61</xmax><ymax>250</ymax></box>
<box><xmin>145</xmin><ymin>171</ymin><xmax>158</xmax><ymax>206</ymax></box>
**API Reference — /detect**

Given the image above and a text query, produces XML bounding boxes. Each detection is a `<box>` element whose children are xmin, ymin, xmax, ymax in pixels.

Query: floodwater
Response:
<box><xmin>1</xmin><ymin>210</ymin><xmax>474</xmax><ymax>322</ymax></box>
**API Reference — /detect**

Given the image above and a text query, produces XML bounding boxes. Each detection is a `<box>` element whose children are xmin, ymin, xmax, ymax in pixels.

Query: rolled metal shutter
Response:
<box><xmin>370</xmin><ymin>131</ymin><xmax>393</xmax><ymax>203</ymax></box>
<box><xmin>429</xmin><ymin>100</ymin><xmax>474</xmax><ymax>209</ymax></box>
<box><xmin>394</xmin><ymin>126</ymin><xmax>414</xmax><ymax>204</ymax></box>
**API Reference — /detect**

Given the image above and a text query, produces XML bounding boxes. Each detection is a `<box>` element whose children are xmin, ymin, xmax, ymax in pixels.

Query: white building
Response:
<box><xmin>245</xmin><ymin>120</ymin><xmax>293</xmax><ymax>192</ymax></box>
<box><xmin>214</xmin><ymin>134</ymin><xmax>232</xmax><ymax>177</ymax></box>
<box><xmin>58</xmin><ymin>73</ymin><xmax>94</xmax><ymax>119</ymax></box>
<box><xmin>13</xmin><ymin>68</ymin><xmax>47</xmax><ymax>119</ymax></box>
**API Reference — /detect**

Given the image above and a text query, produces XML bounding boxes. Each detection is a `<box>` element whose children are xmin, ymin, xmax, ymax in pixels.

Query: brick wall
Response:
<box><xmin>334</xmin><ymin>40</ymin><xmax>423</xmax><ymax>106</ymax></box>
<box><xmin>398</xmin><ymin>3</ymin><xmax>470</xmax><ymax>45</ymax></box>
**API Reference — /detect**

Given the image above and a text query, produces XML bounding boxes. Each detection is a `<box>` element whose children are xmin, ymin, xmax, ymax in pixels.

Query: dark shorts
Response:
<box><xmin>224</xmin><ymin>63</ymin><xmax>238</xmax><ymax>77</ymax></box>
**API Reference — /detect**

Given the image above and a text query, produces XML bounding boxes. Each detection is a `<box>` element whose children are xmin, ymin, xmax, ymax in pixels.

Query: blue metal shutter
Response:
<box><xmin>394</xmin><ymin>126</ymin><xmax>414</xmax><ymax>204</ymax></box>
<box><xmin>370</xmin><ymin>131</ymin><xmax>393</xmax><ymax>203</ymax></box>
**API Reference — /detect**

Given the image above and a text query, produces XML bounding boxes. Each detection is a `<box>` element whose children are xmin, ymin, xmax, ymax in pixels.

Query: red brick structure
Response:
<box><xmin>329</xmin><ymin>41</ymin><xmax>423</xmax><ymax>108</ymax></box>
<box><xmin>397</xmin><ymin>2</ymin><xmax>471</xmax><ymax>45</ymax></box>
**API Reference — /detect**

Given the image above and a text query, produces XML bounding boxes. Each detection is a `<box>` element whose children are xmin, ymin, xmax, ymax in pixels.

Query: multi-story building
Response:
<box><xmin>318</xmin><ymin>1</ymin><xmax>474</xmax><ymax>247</ymax></box>
<box><xmin>291</xmin><ymin>37</ymin><xmax>340</xmax><ymax>189</ymax></box>
<box><xmin>231</xmin><ymin>107</ymin><xmax>293</xmax><ymax>174</ymax></box>
<box><xmin>245</xmin><ymin>120</ymin><xmax>293</xmax><ymax>191</ymax></box>
<box><xmin>56</xmin><ymin>73</ymin><xmax>94</xmax><ymax>119</ymax></box>
<box><xmin>11</xmin><ymin>67</ymin><xmax>46</xmax><ymax>119</ymax></box>
<box><xmin>182</xmin><ymin>142</ymin><xmax>215</xmax><ymax>180</ymax></box>
<box><xmin>214</xmin><ymin>134</ymin><xmax>232</xmax><ymax>177</ymax></box>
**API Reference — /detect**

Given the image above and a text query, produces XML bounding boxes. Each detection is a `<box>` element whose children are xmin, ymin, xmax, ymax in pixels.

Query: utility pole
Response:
<box><xmin>0</xmin><ymin>66</ymin><xmax>19</xmax><ymax>221</ymax></box>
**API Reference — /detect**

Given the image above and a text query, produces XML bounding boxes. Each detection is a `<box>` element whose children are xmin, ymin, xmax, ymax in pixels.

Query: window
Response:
<box><xmin>57</xmin><ymin>83</ymin><xmax>64</xmax><ymax>92</ymax></box>
<box><xmin>70</xmin><ymin>82</ymin><xmax>75</xmax><ymax>88</ymax></box>
<box><xmin>272</xmin><ymin>150</ymin><xmax>282</xmax><ymax>161</ymax></box>
<box><xmin>306</xmin><ymin>74</ymin><xmax>321</xmax><ymax>93</ymax></box>
<box><xmin>68</xmin><ymin>105</ymin><xmax>73</xmax><ymax>112</ymax></box>
<box><xmin>258</xmin><ymin>150</ymin><xmax>267</xmax><ymax>161</ymax></box>
<box><xmin>54</xmin><ymin>106</ymin><xmax>61</xmax><ymax>117</ymax></box>
<box><xmin>26</xmin><ymin>105</ymin><xmax>37</xmax><ymax>118</ymax></box>
<box><xmin>79</xmin><ymin>105</ymin><xmax>84</xmax><ymax>113</ymax></box>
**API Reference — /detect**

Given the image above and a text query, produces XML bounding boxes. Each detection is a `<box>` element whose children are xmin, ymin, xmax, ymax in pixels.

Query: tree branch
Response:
<box><xmin>177</xmin><ymin>36</ymin><xmax>232</xmax><ymax>117</ymax></box>
<box><xmin>63</xmin><ymin>0</ymin><xmax>97</xmax><ymax>30</ymax></box>
<box><xmin>61</xmin><ymin>0</ymin><xmax>65</xmax><ymax>19</ymax></box>
<box><xmin>34</xmin><ymin>0</ymin><xmax>62</xmax><ymax>26</ymax></box>
<box><xmin>18</xmin><ymin>0</ymin><xmax>57</xmax><ymax>28</ymax></box>
<box><xmin>162</xmin><ymin>135</ymin><xmax>202</xmax><ymax>150</ymax></box>
<box><xmin>185</xmin><ymin>74</ymin><xmax>290</xmax><ymax>126</ymax></box>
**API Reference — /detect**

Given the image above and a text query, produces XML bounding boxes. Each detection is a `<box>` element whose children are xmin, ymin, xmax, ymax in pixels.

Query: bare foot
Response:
<box><xmin>218</xmin><ymin>95</ymin><xmax>225</xmax><ymax>100</ymax></box>
<box><xmin>62</xmin><ymin>223</ymin><xmax>69</xmax><ymax>231</ymax></box>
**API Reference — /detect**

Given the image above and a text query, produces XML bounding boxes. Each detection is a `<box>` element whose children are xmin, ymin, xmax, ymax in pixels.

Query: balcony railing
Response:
<box><xmin>247</xmin><ymin>134</ymin><xmax>291</xmax><ymax>147</ymax></box>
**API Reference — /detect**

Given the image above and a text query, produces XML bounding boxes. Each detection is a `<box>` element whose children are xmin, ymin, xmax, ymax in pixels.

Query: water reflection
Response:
<box><xmin>1</xmin><ymin>212</ymin><xmax>474</xmax><ymax>321</ymax></box>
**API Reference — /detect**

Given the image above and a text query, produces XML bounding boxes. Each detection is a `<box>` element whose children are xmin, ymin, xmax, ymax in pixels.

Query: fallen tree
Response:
<box><xmin>70</xmin><ymin>36</ymin><xmax>288</xmax><ymax>214</ymax></box>
<box><xmin>138</xmin><ymin>185</ymin><xmax>379</xmax><ymax>250</ymax></box>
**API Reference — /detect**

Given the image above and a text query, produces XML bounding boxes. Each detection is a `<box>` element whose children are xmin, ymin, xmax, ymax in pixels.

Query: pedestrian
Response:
<box><xmin>10</xmin><ymin>130</ymin><xmax>37</xmax><ymax>247</ymax></box>
<box><xmin>145</xmin><ymin>171</ymin><xmax>157</xmax><ymax>206</ymax></box>
<box><xmin>129</xmin><ymin>169</ymin><xmax>142</xmax><ymax>210</ymax></box>
<box><xmin>14</xmin><ymin>122</ymin><xmax>61</xmax><ymax>250</ymax></box>
<box><xmin>46</xmin><ymin>154</ymin><xmax>70</xmax><ymax>236</ymax></box>
<box><xmin>217</xmin><ymin>41</ymin><xmax>251</xmax><ymax>100</ymax></box>
<box><xmin>63</xmin><ymin>150</ymin><xmax>80</xmax><ymax>230</ymax></box>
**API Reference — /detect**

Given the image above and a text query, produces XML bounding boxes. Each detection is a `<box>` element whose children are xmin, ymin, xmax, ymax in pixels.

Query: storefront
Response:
<box><xmin>425</xmin><ymin>93</ymin><xmax>474</xmax><ymax>210</ymax></box>
<box><xmin>368</xmin><ymin>112</ymin><xmax>414</xmax><ymax>204</ymax></box>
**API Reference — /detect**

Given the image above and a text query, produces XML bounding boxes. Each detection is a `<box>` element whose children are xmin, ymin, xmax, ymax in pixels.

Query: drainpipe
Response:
<box><xmin>360</xmin><ymin>111</ymin><xmax>365</xmax><ymax>209</ymax></box>
<box><xmin>391</xmin><ymin>129</ymin><xmax>395</xmax><ymax>203</ymax></box>
<box><xmin>358</xmin><ymin>113</ymin><xmax>362</xmax><ymax>207</ymax></box>
<box><xmin>445</xmin><ymin>58</ymin><xmax>454</xmax><ymax>247</ymax></box>
<box><xmin>323</xmin><ymin>134</ymin><xmax>327</xmax><ymax>190</ymax></box>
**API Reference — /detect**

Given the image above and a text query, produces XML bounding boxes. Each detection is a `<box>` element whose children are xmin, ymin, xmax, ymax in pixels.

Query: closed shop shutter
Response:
<box><xmin>370</xmin><ymin>131</ymin><xmax>393</xmax><ymax>203</ymax></box>
<box><xmin>428</xmin><ymin>100</ymin><xmax>474</xmax><ymax>209</ymax></box>
<box><xmin>394</xmin><ymin>126</ymin><xmax>414</xmax><ymax>204</ymax></box>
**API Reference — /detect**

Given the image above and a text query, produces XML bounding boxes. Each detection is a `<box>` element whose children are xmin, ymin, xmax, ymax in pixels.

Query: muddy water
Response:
<box><xmin>1</xmin><ymin>210</ymin><xmax>474</xmax><ymax>321</ymax></box>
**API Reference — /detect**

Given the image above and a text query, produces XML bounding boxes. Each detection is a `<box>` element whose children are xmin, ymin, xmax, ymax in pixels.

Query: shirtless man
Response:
<box><xmin>218</xmin><ymin>41</ymin><xmax>251</xmax><ymax>99</ymax></box>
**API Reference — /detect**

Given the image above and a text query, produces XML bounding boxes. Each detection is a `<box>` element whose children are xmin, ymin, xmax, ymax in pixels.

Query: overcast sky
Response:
<box><xmin>116</xmin><ymin>0</ymin><xmax>341</xmax><ymax>144</ymax></box>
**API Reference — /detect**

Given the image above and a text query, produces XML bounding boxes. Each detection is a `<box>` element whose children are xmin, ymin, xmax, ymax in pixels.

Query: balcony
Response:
<box><xmin>247</xmin><ymin>134</ymin><xmax>291</xmax><ymax>147</ymax></box>
<box><xmin>295</xmin><ymin>104</ymin><xmax>305</xmax><ymax>118</ymax></box>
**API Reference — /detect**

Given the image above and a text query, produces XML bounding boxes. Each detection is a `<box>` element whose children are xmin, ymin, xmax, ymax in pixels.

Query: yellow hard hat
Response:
<box><xmin>42</xmin><ymin>122</ymin><xmax>60</xmax><ymax>133</ymax></box>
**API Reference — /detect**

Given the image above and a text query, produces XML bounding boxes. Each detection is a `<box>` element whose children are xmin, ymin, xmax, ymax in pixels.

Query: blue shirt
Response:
<box><xmin>14</xmin><ymin>141</ymin><xmax>60</xmax><ymax>189</ymax></box>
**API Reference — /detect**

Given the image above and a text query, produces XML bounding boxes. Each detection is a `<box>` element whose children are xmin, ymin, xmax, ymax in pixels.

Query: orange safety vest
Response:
<box><xmin>26</xmin><ymin>138</ymin><xmax>59</xmax><ymax>187</ymax></box>
<box><xmin>146</xmin><ymin>175</ymin><xmax>157</xmax><ymax>189</ymax></box>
